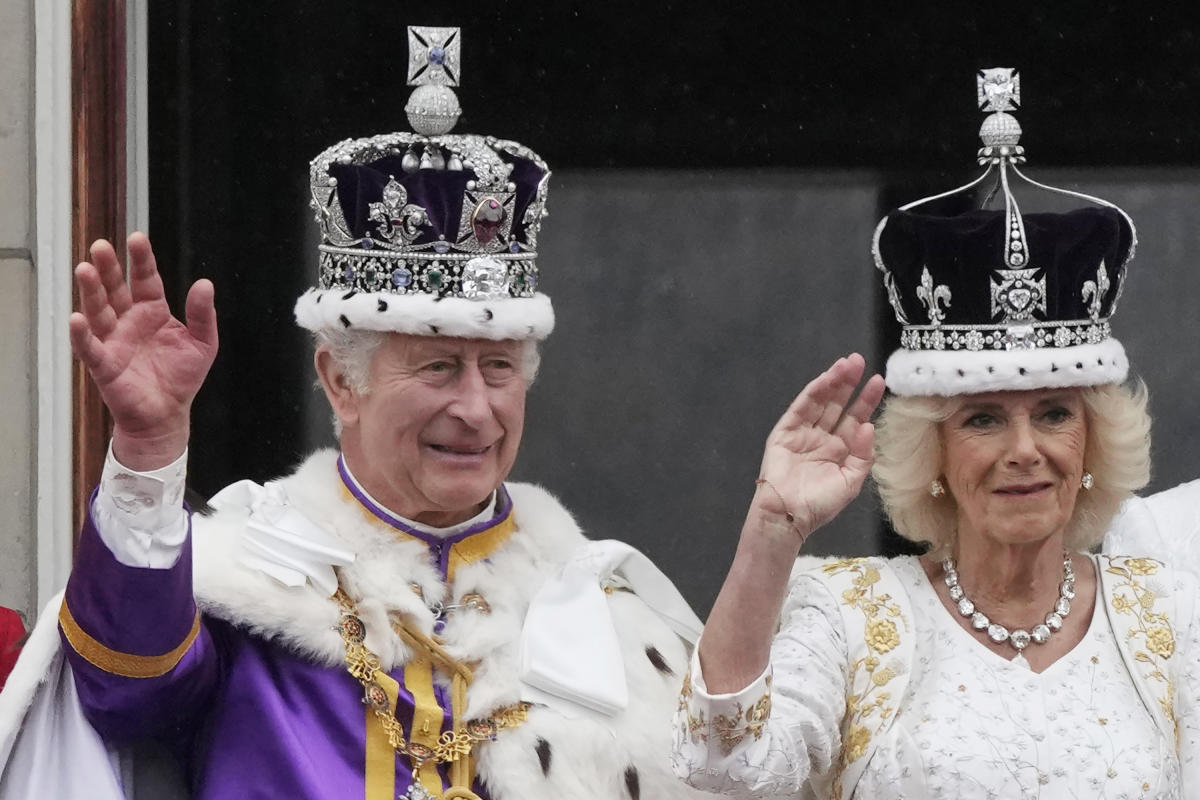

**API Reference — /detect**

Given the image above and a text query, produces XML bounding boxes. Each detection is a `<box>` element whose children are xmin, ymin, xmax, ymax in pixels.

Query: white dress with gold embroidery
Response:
<box><xmin>672</xmin><ymin>555</ymin><xmax>1200</xmax><ymax>799</ymax></box>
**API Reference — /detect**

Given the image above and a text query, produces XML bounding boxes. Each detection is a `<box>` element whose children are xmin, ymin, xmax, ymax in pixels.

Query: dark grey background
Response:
<box><xmin>149</xmin><ymin>3</ymin><xmax>1200</xmax><ymax>615</ymax></box>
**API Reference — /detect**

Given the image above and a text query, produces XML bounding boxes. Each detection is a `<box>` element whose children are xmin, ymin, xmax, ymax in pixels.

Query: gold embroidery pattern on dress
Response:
<box><xmin>678</xmin><ymin>668</ymin><xmax>772</xmax><ymax>754</ymax></box>
<box><xmin>710</xmin><ymin>679</ymin><xmax>772</xmax><ymax>756</ymax></box>
<box><xmin>679</xmin><ymin>669</ymin><xmax>709</xmax><ymax>744</ymax></box>
<box><xmin>1104</xmin><ymin>555</ymin><xmax>1178</xmax><ymax>738</ymax></box>
<box><xmin>821</xmin><ymin>558</ymin><xmax>907</xmax><ymax>798</ymax></box>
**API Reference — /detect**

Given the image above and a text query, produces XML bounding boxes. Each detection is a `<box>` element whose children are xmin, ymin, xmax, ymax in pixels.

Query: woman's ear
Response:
<box><xmin>314</xmin><ymin>346</ymin><xmax>360</xmax><ymax>428</ymax></box>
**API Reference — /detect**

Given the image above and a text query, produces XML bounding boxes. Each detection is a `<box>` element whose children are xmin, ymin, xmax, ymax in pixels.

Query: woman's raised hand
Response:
<box><xmin>68</xmin><ymin>233</ymin><xmax>219</xmax><ymax>471</ymax></box>
<box><xmin>699</xmin><ymin>355</ymin><xmax>886</xmax><ymax>691</ymax></box>
<box><xmin>753</xmin><ymin>353</ymin><xmax>885</xmax><ymax>543</ymax></box>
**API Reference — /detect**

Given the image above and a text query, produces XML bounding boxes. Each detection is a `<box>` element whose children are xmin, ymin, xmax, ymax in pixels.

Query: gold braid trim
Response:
<box><xmin>59</xmin><ymin>598</ymin><xmax>200</xmax><ymax>678</ymax></box>
<box><xmin>334</xmin><ymin>589</ymin><xmax>529</xmax><ymax>799</ymax></box>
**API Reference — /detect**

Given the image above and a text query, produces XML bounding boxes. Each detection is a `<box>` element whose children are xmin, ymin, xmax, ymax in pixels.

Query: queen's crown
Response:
<box><xmin>873</xmin><ymin>68</ymin><xmax>1137</xmax><ymax>357</ymax></box>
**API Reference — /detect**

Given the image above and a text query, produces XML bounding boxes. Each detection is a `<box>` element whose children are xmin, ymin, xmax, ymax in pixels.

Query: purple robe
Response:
<box><xmin>59</xmin><ymin>480</ymin><xmax>516</xmax><ymax>799</ymax></box>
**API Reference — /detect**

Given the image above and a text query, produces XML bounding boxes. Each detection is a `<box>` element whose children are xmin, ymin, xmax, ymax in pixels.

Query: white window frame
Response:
<box><xmin>34</xmin><ymin>0</ymin><xmax>149</xmax><ymax>606</ymax></box>
<box><xmin>34</xmin><ymin>0</ymin><xmax>74</xmax><ymax>608</ymax></box>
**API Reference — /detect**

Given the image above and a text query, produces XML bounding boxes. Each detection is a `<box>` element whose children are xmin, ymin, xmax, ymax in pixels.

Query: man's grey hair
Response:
<box><xmin>313</xmin><ymin>328</ymin><xmax>388</xmax><ymax>396</ymax></box>
<box><xmin>313</xmin><ymin>329</ymin><xmax>542</xmax><ymax>435</ymax></box>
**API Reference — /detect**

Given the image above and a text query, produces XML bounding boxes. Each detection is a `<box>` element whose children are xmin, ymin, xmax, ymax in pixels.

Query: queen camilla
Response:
<box><xmin>671</xmin><ymin>69</ymin><xmax>1200</xmax><ymax>798</ymax></box>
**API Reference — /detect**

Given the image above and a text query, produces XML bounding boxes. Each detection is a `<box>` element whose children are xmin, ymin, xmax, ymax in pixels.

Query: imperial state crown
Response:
<box><xmin>295</xmin><ymin>26</ymin><xmax>555</xmax><ymax>341</ymax></box>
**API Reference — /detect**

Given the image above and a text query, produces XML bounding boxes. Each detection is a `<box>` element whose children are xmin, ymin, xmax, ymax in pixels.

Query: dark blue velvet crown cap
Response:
<box><xmin>877</xmin><ymin>206</ymin><xmax>1134</xmax><ymax>328</ymax></box>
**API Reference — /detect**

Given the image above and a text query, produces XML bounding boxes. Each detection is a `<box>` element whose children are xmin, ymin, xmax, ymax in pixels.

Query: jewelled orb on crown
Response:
<box><xmin>872</xmin><ymin>68</ymin><xmax>1138</xmax><ymax>397</ymax></box>
<box><xmin>294</xmin><ymin>26</ymin><xmax>555</xmax><ymax>341</ymax></box>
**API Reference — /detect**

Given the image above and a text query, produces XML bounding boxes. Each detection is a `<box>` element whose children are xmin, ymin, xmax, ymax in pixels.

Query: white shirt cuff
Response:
<box><xmin>92</xmin><ymin>442</ymin><xmax>190</xmax><ymax>568</ymax></box>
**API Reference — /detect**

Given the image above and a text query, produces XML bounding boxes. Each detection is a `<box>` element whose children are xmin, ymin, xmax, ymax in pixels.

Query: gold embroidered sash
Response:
<box><xmin>819</xmin><ymin>558</ymin><xmax>914</xmax><ymax>800</ymax></box>
<box><xmin>1097</xmin><ymin>554</ymin><xmax>1180</xmax><ymax>745</ymax></box>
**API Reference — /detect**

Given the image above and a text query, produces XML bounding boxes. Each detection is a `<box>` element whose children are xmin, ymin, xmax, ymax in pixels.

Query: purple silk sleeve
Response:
<box><xmin>61</xmin><ymin>504</ymin><xmax>222</xmax><ymax>744</ymax></box>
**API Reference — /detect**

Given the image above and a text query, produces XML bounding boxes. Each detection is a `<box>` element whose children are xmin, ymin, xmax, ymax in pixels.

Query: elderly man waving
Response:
<box><xmin>22</xmin><ymin>26</ymin><xmax>703</xmax><ymax>800</ymax></box>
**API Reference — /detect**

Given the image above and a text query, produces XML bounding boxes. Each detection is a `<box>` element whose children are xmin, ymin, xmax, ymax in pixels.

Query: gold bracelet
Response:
<box><xmin>754</xmin><ymin>477</ymin><xmax>807</xmax><ymax>542</ymax></box>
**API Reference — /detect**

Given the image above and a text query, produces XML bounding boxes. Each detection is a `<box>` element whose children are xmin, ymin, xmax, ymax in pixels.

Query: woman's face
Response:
<box><xmin>939</xmin><ymin>388</ymin><xmax>1088</xmax><ymax>550</ymax></box>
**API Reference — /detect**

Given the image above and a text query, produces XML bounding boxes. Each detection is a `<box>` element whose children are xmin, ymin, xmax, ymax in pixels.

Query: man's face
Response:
<box><xmin>339</xmin><ymin>334</ymin><xmax>527</xmax><ymax>527</ymax></box>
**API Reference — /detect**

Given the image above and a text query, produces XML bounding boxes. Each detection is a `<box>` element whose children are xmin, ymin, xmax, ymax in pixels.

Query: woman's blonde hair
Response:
<box><xmin>872</xmin><ymin>382</ymin><xmax>1151</xmax><ymax>557</ymax></box>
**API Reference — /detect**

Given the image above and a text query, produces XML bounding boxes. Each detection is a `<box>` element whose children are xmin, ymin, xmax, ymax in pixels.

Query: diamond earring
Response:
<box><xmin>1081</xmin><ymin>472</ymin><xmax>1094</xmax><ymax>490</ymax></box>
<box><xmin>930</xmin><ymin>479</ymin><xmax>946</xmax><ymax>498</ymax></box>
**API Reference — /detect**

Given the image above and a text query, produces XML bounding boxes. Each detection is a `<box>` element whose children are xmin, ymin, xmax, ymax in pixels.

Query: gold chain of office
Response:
<box><xmin>334</xmin><ymin>589</ymin><xmax>530</xmax><ymax>772</ymax></box>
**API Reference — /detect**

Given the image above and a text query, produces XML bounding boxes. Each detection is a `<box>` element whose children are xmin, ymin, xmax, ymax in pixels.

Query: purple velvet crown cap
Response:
<box><xmin>294</xmin><ymin>26</ymin><xmax>554</xmax><ymax>342</ymax></box>
<box><xmin>325</xmin><ymin>152</ymin><xmax>547</xmax><ymax>252</ymax></box>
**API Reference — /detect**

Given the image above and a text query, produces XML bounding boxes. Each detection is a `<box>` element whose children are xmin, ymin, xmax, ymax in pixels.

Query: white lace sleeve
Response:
<box><xmin>671</xmin><ymin>573</ymin><xmax>848</xmax><ymax>798</ymax></box>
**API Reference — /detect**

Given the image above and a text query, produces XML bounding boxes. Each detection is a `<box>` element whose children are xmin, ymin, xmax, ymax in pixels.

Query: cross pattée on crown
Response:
<box><xmin>977</xmin><ymin>67</ymin><xmax>1020</xmax><ymax>113</ymax></box>
<box><xmin>408</xmin><ymin>26</ymin><xmax>461</xmax><ymax>87</ymax></box>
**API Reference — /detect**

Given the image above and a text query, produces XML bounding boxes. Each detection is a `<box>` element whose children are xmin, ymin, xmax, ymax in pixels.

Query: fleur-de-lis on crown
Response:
<box><xmin>1081</xmin><ymin>260</ymin><xmax>1111</xmax><ymax>323</ymax></box>
<box><xmin>368</xmin><ymin>177</ymin><xmax>429</xmax><ymax>245</ymax></box>
<box><xmin>916</xmin><ymin>267</ymin><xmax>952</xmax><ymax>326</ymax></box>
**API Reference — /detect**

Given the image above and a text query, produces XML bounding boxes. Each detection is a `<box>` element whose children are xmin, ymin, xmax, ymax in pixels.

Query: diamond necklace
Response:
<box><xmin>941</xmin><ymin>552</ymin><xmax>1075</xmax><ymax>652</ymax></box>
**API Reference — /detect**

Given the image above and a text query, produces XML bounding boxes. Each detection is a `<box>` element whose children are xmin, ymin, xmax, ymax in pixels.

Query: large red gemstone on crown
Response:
<box><xmin>472</xmin><ymin>198</ymin><xmax>506</xmax><ymax>244</ymax></box>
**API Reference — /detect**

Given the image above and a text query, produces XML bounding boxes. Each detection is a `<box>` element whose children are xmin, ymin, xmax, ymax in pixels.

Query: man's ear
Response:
<box><xmin>314</xmin><ymin>346</ymin><xmax>361</xmax><ymax>428</ymax></box>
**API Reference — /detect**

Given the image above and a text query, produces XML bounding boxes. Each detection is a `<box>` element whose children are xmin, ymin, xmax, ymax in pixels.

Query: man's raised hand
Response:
<box><xmin>68</xmin><ymin>233</ymin><xmax>218</xmax><ymax>471</ymax></box>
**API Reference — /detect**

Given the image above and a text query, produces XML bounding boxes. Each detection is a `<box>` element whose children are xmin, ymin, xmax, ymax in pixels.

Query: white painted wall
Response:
<box><xmin>0</xmin><ymin>0</ymin><xmax>37</xmax><ymax>623</ymax></box>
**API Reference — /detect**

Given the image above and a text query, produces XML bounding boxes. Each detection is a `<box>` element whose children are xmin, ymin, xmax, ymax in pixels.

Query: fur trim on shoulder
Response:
<box><xmin>478</xmin><ymin>587</ymin><xmax>710</xmax><ymax>800</ymax></box>
<box><xmin>195</xmin><ymin>450</ymin><xmax>437</xmax><ymax>668</ymax></box>
<box><xmin>428</xmin><ymin>481</ymin><xmax>587</xmax><ymax>719</ymax></box>
<box><xmin>192</xmin><ymin>452</ymin><xmax>590</xmax><ymax>679</ymax></box>
<box><xmin>504</xmin><ymin>482</ymin><xmax>588</xmax><ymax>565</ymax></box>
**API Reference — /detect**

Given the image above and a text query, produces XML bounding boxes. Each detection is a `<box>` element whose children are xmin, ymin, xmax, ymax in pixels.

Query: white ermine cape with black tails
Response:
<box><xmin>1</xmin><ymin>449</ymin><xmax>709</xmax><ymax>800</ymax></box>
<box><xmin>197</xmin><ymin>451</ymin><xmax>707</xmax><ymax>799</ymax></box>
